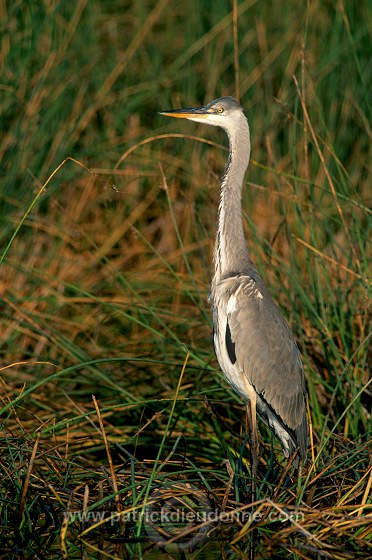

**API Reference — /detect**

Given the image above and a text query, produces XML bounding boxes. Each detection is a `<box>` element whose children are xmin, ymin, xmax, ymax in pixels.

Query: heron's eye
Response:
<box><xmin>216</xmin><ymin>107</ymin><xmax>224</xmax><ymax>113</ymax></box>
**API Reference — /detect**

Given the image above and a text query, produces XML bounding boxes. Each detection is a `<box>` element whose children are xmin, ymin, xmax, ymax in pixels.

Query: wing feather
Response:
<box><xmin>222</xmin><ymin>275</ymin><xmax>306</xmax><ymax>432</ymax></box>
<box><xmin>225</xmin><ymin>320</ymin><xmax>237</xmax><ymax>364</ymax></box>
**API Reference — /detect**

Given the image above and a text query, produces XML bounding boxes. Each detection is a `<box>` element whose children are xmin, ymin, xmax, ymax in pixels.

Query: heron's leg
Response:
<box><xmin>246</xmin><ymin>396</ymin><xmax>258</xmax><ymax>504</ymax></box>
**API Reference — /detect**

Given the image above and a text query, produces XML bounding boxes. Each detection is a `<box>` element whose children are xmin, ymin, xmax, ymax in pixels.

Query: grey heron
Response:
<box><xmin>160</xmin><ymin>97</ymin><xmax>308</xmax><ymax>494</ymax></box>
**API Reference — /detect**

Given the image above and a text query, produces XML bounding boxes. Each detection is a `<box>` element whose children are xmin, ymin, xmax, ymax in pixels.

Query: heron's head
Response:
<box><xmin>160</xmin><ymin>96</ymin><xmax>245</xmax><ymax>134</ymax></box>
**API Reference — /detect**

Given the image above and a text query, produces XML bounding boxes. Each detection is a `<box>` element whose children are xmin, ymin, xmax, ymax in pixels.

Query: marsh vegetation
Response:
<box><xmin>0</xmin><ymin>1</ymin><xmax>371</xmax><ymax>558</ymax></box>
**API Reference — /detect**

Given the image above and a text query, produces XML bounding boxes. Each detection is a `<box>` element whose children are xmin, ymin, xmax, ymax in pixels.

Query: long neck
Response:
<box><xmin>213</xmin><ymin>117</ymin><xmax>251</xmax><ymax>281</ymax></box>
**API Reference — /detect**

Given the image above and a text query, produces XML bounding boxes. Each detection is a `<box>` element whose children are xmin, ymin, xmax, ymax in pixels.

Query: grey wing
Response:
<box><xmin>225</xmin><ymin>276</ymin><xmax>307</xmax><ymax>436</ymax></box>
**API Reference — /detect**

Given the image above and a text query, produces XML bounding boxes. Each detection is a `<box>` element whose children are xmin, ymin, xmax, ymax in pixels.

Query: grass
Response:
<box><xmin>0</xmin><ymin>0</ymin><xmax>371</xmax><ymax>558</ymax></box>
